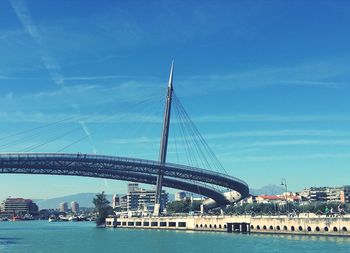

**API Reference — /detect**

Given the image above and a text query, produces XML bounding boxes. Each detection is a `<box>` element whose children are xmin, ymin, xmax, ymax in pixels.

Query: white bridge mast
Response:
<box><xmin>154</xmin><ymin>61</ymin><xmax>174</xmax><ymax>215</ymax></box>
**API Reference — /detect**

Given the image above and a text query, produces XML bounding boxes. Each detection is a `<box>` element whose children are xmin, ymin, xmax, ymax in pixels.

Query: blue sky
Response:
<box><xmin>1</xmin><ymin>0</ymin><xmax>350</xmax><ymax>201</ymax></box>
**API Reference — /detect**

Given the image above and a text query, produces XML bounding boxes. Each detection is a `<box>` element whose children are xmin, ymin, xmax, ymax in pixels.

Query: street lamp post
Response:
<box><xmin>281</xmin><ymin>178</ymin><xmax>288</xmax><ymax>214</ymax></box>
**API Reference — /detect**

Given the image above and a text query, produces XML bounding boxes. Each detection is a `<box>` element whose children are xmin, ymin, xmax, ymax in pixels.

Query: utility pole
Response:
<box><xmin>154</xmin><ymin>61</ymin><xmax>174</xmax><ymax>216</ymax></box>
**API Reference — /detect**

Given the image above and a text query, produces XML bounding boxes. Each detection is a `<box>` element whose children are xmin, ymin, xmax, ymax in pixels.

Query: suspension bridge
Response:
<box><xmin>0</xmin><ymin>62</ymin><xmax>249</xmax><ymax>213</ymax></box>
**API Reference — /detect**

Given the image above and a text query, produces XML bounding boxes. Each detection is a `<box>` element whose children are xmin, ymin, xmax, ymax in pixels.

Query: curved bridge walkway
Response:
<box><xmin>0</xmin><ymin>153</ymin><xmax>249</xmax><ymax>206</ymax></box>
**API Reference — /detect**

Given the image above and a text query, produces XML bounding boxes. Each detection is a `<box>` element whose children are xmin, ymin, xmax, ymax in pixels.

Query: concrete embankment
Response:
<box><xmin>106</xmin><ymin>215</ymin><xmax>350</xmax><ymax>237</ymax></box>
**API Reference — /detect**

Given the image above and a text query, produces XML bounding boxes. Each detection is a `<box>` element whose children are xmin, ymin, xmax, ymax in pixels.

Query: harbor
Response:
<box><xmin>1</xmin><ymin>220</ymin><xmax>350</xmax><ymax>253</ymax></box>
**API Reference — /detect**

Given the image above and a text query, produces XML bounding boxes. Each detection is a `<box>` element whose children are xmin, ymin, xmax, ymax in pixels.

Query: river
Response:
<box><xmin>0</xmin><ymin>221</ymin><xmax>350</xmax><ymax>253</ymax></box>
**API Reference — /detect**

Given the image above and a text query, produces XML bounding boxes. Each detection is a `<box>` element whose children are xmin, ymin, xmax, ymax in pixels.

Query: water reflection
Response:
<box><xmin>249</xmin><ymin>233</ymin><xmax>350</xmax><ymax>244</ymax></box>
<box><xmin>0</xmin><ymin>237</ymin><xmax>21</xmax><ymax>245</ymax></box>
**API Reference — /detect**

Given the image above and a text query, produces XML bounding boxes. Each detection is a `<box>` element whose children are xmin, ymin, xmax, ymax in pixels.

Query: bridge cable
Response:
<box><xmin>56</xmin><ymin>135</ymin><xmax>90</xmax><ymax>153</ymax></box>
<box><xmin>52</xmin><ymin>91</ymin><xmax>165</xmax><ymax>154</ymax></box>
<box><xmin>172</xmin><ymin>93</ymin><xmax>228</xmax><ymax>193</ymax></box>
<box><xmin>172</xmin><ymin>94</ymin><xmax>215</xmax><ymax>195</ymax></box>
<box><xmin>0</xmin><ymin>116</ymin><xmax>78</xmax><ymax>140</ymax></box>
<box><xmin>0</xmin><ymin>117</ymin><xmax>84</xmax><ymax>151</ymax></box>
<box><xmin>0</xmin><ymin>116</ymin><xmax>80</xmax><ymax>142</ymax></box>
<box><xmin>172</xmin><ymin>97</ymin><xmax>201</xmax><ymax>195</ymax></box>
<box><xmin>174</xmin><ymin>99</ymin><xmax>209</xmax><ymax>170</ymax></box>
<box><xmin>173</xmin><ymin>93</ymin><xmax>228</xmax><ymax>175</ymax></box>
<box><xmin>174</xmin><ymin>94</ymin><xmax>215</xmax><ymax>171</ymax></box>
<box><xmin>18</xmin><ymin>127</ymin><xmax>82</xmax><ymax>152</ymax></box>
<box><xmin>106</xmin><ymin>92</ymin><xmax>165</xmax><ymax>158</ymax></box>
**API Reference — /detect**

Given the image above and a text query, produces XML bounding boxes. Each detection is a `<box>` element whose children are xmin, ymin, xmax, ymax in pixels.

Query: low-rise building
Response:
<box><xmin>278</xmin><ymin>192</ymin><xmax>301</xmax><ymax>202</ymax></box>
<box><xmin>0</xmin><ymin>198</ymin><xmax>38</xmax><ymax>215</ymax></box>
<box><xmin>112</xmin><ymin>194</ymin><xmax>120</xmax><ymax>209</ymax></box>
<box><xmin>175</xmin><ymin>192</ymin><xmax>187</xmax><ymax>201</ymax></box>
<box><xmin>255</xmin><ymin>195</ymin><xmax>284</xmax><ymax>204</ymax></box>
<box><xmin>120</xmin><ymin>195</ymin><xmax>127</xmax><ymax>211</ymax></box>
<box><xmin>299</xmin><ymin>186</ymin><xmax>350</xmax><ymax>203</ymax></box>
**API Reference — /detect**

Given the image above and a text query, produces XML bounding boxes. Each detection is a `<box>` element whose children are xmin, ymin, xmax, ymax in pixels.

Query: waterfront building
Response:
<box><xmin>237</xmin><ymin>195</ymin><xmax>256</xmax><ymax>205</ymax></box>
<box><xmin>0</xmin><ymin>198</ymin><xmax>38</xmax><ymax>215</ymax></box>
<box><xmin>112</xmin><ymin>194</ymin><xmax>120</xmax><ymax>209</ymax></box>
<box><xmin>190</xmin><ymin>195</ymin><xmax>205</xmax><ymax>202</ymax></box>
<box><xmin>71</xmin><ymin>201</ymin><xmax>80</xmax><ymax>213</ymax></box>
<box><xmin>299</xmin><ymin>188</ymin><xmax>327</xmax><ymax>201</ymax></box>
<box><xmin>299</xmin><ymin>186</ymin><xmax>350</xmax><ymax>203</ymax></box>
<box><xmin>279</xmin><ymin>192</ymin><xmax>301</xmax><ymax>202</ymax></box>
<box><xmin>255</xmin><ymin>195</ymin><xmax>284</xmax><ymax>204</ymax></box>
<box><xmin>128</xmin><ymin>183</ymin><xmax>139</xmax><ymax>193</ymax></box>
<box><xmin>59</xmin><ymin>202</ymin><xmax>68</xmax><ymax>213</ymax></box>
<box><xmin>127</xmin><ymin>188</ymin><xmax>168</xmax><ymax>212</ymax></box>
<box><xmin>238</xmin><ymin>194</ymin><xmax>300</xmax><ymax>206</ymax></box>
<box><xmin>120</xmin><ymin>195</ymin><xmax>128</xmax><ymax>211</ymax></box>
<box><xmin>175</xmin><ymin>192</ymin><xmax>187</xmax><ymax>201</ymax></box>
<box><xmin>121</xmin><ymin>183</ymin><xmax>168</xmax><ymax>211</ymax></box>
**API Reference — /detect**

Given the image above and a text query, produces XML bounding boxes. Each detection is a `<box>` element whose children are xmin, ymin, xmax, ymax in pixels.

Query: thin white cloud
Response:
<box><xmin>2</xmin><ymin>82</ymin><xmax>163</xmax><ymax>107</ymax></box>
<box><xmin>107</xmin><ymin>131</ymin><xmax>350</xmax><ymax>147</ymax></box>
<box><xmin>10</xmin><ymin>0</ymin><xmax>97</xmax><ymax>153</ymax></box>
<box><xmin>79</xmin><ymin>121</ymin><xmax>97</xmax><ymax>154</ymax></box>
<box><xmin>176</xmin><ymin>59</ymin><xmax>349</xmax><ymax>95</ymax></box>
<box><xmin>31</xmin><ymin>84</ymin><xmax>100</xmax><ymax>99</ymax></box>
<box><xmin>0</xmin><ymin>75</ymin><xmax>15</xmax><ymax>80</ymax></box>
<box><xmin>62</xmin><ymin>75</ymin><xmax>137</xmax><ymax>81</ymax></box>
<box><xmin>108</xmin><ymin>136</ymin><xmax>159</xmax><ymax>145</ymax></box>
<box><xmin>0</xmin><ymin>112</ymin><xmax>162</xmax><ymax>124</ymax></box>
<box><xmin>220</xmin><ymin>152</ymin><xmax>350</xmax><ymax>162</ymax></box>
<box><xmin>193</xmin><ymin>114</ymin><xmax>350</xmax><ymax>123</ymax></box>
<box><xmin>10</xmin><ymin>0</ymin><xmax>41</xmax><ymax>42</ymax></box>
<box><xmin>203</xmin><ymin>129</ymin><xmax>350</xmax><ymax>139</ymax></box>
<box><xmin>240</xmin><ymin>139</ymin><xmax>350</xmax><ymax>148</ymax></box>
<box><xmin>3</xmin><ymin>110</ymin><xmax>350</xmax><ymax>126</ymax></box>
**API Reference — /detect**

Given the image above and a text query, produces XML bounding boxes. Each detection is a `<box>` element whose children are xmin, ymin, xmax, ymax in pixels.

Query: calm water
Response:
<box><xmin>0</xmin><ymin>221</ymin><xmax>350</xmax><ymax>253</ymax></box>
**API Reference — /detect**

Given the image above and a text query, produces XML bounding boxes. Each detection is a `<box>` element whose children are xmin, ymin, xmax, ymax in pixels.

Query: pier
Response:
<box><xmin>106</xmin><ymin>215</ymin><xmax>350</xmax><ymax>237</ymax></box>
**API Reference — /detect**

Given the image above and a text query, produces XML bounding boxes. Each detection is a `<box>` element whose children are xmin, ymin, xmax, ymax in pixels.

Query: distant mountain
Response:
<box><xmin>35</xmin><ymin>191</ymin><xmax>176</xmax><ymax>209</ymax></box>
<box><xmin>34</xmin><ymin>193</ymin><xmax>116</xmax><ymax>210</ymax></box>
<box><xmin>250</xmin><ymin>184</ymin><xmax>285</xmax><ymax>196</ymax></box>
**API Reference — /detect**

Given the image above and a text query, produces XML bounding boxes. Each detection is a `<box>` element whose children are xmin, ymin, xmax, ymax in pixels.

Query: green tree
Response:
<box><xmin>167</xmin><ymin>200</ymin><xmax>189</xmax><ymax>213</ymax></box>
<box><xmin>190</xmin><ymin>200</ymin><xmax>202</xmax><ymax>212</ymax></box>
<box><xmin>38</xmin><ymin>209</ymin><xmax>51</xmax><ymax>220</ymax></box>
<box><xmin>93</xmin><ymin>191</ymin><xmax>113</xmax><ymax>226</ymax></box>
<box><xmin>167</xmin><ymin>199</ymin><xmax>202</xmax><ymax>214</ymax></box>
<box><xmin>225</xmin><ymin>201</ymin><xmax>349</xmax><ymax>215</ymax></box>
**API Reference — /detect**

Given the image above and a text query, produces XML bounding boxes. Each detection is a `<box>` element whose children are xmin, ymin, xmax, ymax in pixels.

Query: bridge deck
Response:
<box><xmin>0</xmin><ymin>152</ymin><xmax>249</xmax><ymax>206</ymax></box>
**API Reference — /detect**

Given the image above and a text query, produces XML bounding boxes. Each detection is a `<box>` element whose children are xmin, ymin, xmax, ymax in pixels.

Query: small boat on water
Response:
<box><xmin>59</xmin><ymin>216</ymin><xmax>69</xmax><ymax>222</ymax></box>
<box><xmin>11</xmin><ymin>216</ymin><xmax>22</xmax><ymax>221</ymax></box>
<box><xmin>23</xmin><ymin>214</ymin><xmax>34</xmax><ymax>220</ymax></box>
<box><xmin>48</xmin><ymin>216</ymin><xmax>57</xmax><ymax>222</ymax></box>
<box><xmin>68</xmin><ymin>216</ymin><xmax>78</xmax><ymax>222</ymax></box>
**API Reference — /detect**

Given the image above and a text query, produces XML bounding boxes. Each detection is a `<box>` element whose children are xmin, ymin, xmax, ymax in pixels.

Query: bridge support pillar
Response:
<box><xmin>153</xmin><ymin>203</ymin><xmax>161</xmax><ymax>216</ymax></box>
<box><xmin>154</xmin><ymin>61</ymin><xmax>174</xmax><ymax>216</ymax></box>
<box><xmin>200</xmin><ymin>204</ymin><xmax>204</xmax><ymax>214</ymax></box>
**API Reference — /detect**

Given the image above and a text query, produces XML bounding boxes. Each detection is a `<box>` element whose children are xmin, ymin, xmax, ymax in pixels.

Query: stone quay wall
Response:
<box><xmin>106</xmin><ymin>215</ymin><xmax>350</xmax><ymax>237</ymax></box>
